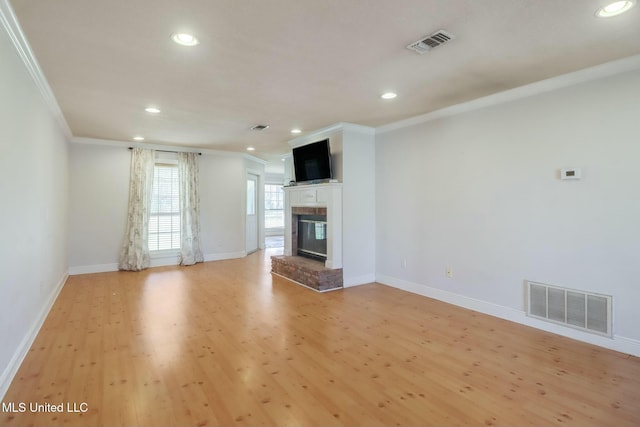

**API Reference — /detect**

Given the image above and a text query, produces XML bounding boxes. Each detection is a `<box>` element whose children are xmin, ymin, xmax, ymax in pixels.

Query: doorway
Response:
<box><xmin>246</xmin><ymin>173</ymin><xmax>259</xmax><ymax>254</ymax></box>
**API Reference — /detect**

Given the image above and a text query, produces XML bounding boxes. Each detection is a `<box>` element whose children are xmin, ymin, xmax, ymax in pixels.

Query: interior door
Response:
<box><xmin>246</xmin><ymin>173</ymin><xmax>259</xmax><ymax>254</ymax></box>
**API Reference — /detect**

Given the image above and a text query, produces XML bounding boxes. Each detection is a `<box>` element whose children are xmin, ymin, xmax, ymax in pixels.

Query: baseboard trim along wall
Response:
<box><xmin>343</xmin><ymin>273</ymin><xmax>376</xmax><ymax>287</ymax></box>
<box><xmin>68</xmin><ymin>251</ymin><xmax>248</xmax><ymax>275</ymax></box>
<box><xmin>0</xmin><ymin>272</ymin><xmax>68</xmax><ymax>400</ymax></box>
<box><xmin>68</xmin><ymin>263</ymin><xmax>119</xmax><ymax>275</ymax></box>
<box><xmin>204</xmin><ymin>251</ymin><xmax>247</xmax><ymax>262</ymax></box>
<box><xmin>376</xmin><ymin>274</ymin><xmax>640</xmax><ymax>358</ymax></box>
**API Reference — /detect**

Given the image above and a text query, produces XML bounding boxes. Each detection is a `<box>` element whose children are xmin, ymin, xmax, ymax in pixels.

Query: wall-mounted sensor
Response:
<box><xmin>560</xmin><ymin>168</ymin><xmax>582</xmax><ymax>180</ymax></box>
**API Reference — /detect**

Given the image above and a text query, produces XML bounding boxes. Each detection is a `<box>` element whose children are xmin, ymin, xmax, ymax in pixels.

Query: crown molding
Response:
<box><xmin>288</xmin><ymin>122</ymin><xmax>375</xmax><ymax>148</ymax></box>
<box><xmin>0</xmin><ymin>0</ymin><xmax>72</xmax><ymax>139</ymax></box>
<box><xmin>377</xmin><ymin>54</ymin><xmax>640</xmax><ymax>134</ymax></box>
<box><xmin>70</xmin><ymin>136</ymin><xmax>267</xmax><ymax>164</ymax></box>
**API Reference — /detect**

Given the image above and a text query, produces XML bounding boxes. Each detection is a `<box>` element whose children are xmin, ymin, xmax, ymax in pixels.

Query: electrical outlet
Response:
<box><xmin>446</xmin><ymin>266</ymin><xmax>453</xmax><ymax>278</ymax></box>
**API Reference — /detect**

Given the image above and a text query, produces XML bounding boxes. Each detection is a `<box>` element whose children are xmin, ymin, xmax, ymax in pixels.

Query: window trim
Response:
<box><xmin>264</xmin><ymin>183</ymin><xmax>284</xmax><ymax>231</ymax></box>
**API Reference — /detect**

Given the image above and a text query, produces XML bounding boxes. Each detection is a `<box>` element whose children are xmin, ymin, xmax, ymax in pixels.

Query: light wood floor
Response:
<box><xmin>3</xmin><ymin>249</ymin><xmax>640</xmax><ymax>426</ymax></box>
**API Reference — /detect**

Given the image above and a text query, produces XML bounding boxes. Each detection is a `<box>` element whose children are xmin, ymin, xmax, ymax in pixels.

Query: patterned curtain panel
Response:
<box><xmin>119</xmin><ymin>148</ymin><xmax>155</xmax><ymax>271</ymax></box>
<box><xmin>178</xmin><ymin>152</ymin><xmax>204</xmax><ymax>266</ymax></box>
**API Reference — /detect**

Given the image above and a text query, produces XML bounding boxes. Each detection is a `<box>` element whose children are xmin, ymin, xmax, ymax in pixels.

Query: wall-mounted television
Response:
<box><xmin>292</xmin><ymin>139</ymin><xmax>332</xmax><ymax>183</ymax></box>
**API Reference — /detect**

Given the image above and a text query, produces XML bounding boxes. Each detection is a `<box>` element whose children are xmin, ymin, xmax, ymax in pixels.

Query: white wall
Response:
<box><xmin>68</xmin><ymin>143</ymin><xmax>254</xmax><ymax>272</ymax></box>
<box><xmin>68</xmin><ymin>143</ymin><xmax>129</xmax><ymax>270</ymax></box>
<box><xmin>0</xmin><ymin>25</ymin><xmax>69</xmax><ymax>396</ymax></box>
<box><xmin>342</xmin><ymin>126</ymin><xmax>376</xmax><ymax>286</ymax></box>
<box><xmin>375</xmin><ymin>68</ymin><xmax>640</xmax><ymax>353</ymax></box>
<box><xmin>201</xmin><ymin>154</ymin><xmax>251</xmax><ymax>258</ymax></box>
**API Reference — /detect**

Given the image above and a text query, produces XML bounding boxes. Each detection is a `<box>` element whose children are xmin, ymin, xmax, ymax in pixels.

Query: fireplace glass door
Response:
<box><xmin>297</xmin><ymin>215</ymin><xmax>327</xmax><ymax>260</ymax></box>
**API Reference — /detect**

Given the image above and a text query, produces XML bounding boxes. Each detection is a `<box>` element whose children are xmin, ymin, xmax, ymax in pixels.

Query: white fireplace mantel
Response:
<box><xmin>284</xmin><ymin>183</ymin><xmax>342</xmax><ymax>269</ymax></box>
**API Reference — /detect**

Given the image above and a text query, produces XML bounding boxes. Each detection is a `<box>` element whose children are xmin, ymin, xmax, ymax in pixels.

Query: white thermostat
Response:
<box><xmin>560</xmin><ymin>168</ymin><xmax>582</xmax><ymax>180</ymax></box>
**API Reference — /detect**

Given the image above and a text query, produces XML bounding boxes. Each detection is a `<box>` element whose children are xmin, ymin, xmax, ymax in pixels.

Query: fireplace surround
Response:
<box><xmin>272</xmin><ymin>183</ymin><xmax>343</xmax><ymax>291</ymax></box>
<box><xmin>283</xmin><ymin>183</ymin><xmax>342</xmax><ymax>268</ymax></box>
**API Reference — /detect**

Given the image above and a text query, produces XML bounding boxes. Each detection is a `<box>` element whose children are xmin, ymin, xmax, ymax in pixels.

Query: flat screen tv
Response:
<box><xmin>292</xmin><ymin>139</ymin><xmax>332</xmax><ymax>183</ymax></box>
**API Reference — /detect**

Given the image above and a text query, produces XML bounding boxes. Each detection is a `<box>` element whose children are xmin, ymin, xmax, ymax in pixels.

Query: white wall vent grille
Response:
<box><xmin>526</xmin><ymin>281</ymin><xmax>612</xmax><ymax>337</ymax></box>
<box><xmin>406</xmin><ymin>30</ymin><xmax>455</xmax><ymax>54</ymax></box>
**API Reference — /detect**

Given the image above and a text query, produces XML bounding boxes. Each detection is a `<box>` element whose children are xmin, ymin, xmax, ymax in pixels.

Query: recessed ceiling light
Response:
<box><xmin>596</xmin><ymin>0</ymin><xmax>635</xmax><ymax>17</ymax></box>
<box><xmin>381</xmin><ymin>92</ymin><xmax>397</xmax><ymax>99</ymax></box>
<box><xmin>171</xmin><ymin>33</ymin><xmax>199</xmax><ymax>46</ymax></box>
<box><xmin>250</xmin><ymin>124</ymin><xmax>270</xmax><ymax>131</ymax></box>
<box><xmin>145</xmin><ymin>107</ymin><xmax>161</xmax><ymax>114</ymax></box>
<box><xmin>133</xmin><ymin>136</ymin><xmax>145</xmax><ymax>141</ymax></box>
<box><xmin>246</xmin><ymin>147</ymin><xmax>256</xmax><ymax>151</ymax></box>
<box><xmin>291</xmin><ymin>129</ymin><xmax>302</xmax><ymax>134</ymax></box>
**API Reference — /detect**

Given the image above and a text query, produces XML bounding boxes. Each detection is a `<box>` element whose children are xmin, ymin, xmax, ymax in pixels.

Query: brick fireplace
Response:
<box><xmin>271</xmin><ymin>183</ymin><xmax>343</xmax><ymax>291</ymax></box>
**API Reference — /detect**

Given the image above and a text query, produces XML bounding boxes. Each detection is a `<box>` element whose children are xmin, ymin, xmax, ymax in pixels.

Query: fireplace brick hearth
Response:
<box><xmin>271</xmin><ymin>255</ymin><xmax>343</xmax><ymax>292</ymax></box>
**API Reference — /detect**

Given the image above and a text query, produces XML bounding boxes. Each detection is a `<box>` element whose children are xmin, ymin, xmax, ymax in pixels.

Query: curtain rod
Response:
<box><xmin>128</xmin><ymin>147</ymin><xmax>202</xmax><ymax>155</ymax></box>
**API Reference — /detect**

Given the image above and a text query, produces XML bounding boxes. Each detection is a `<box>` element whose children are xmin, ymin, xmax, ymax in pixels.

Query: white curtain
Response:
<box><xmin>119</xmin><ymin>148</ymin><xmax>155</xmax><ymax>271</ymax></box>
<box><xmin>178</xmin><ymin>152</ymin><xmax>204</xmax><ymax>266</ymax></box>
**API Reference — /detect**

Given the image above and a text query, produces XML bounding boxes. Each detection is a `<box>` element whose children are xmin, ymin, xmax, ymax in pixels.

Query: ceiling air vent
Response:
<box><xmin>406</xmin><ymin>30</ymin><xmax>455</xmax><ymax>54</ymax></box>
<box><xmin>250</xmin><ymin>124</ymin><xmax>269</xmax><ymax>131</ymax></box>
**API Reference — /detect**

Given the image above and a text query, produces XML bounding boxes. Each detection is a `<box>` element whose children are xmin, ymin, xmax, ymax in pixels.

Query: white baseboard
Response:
<box><xmin>68</xmin><ymin>251</ymin><xmax>248</xmax><ymax>275</ymax></box>
<box><xmin>68</xmin><ymin>263</ymin><xmax>119</xmax><ymax>275</ymax></box>
<box><xmin>343</xmin><ymin>273</ymin><xmax>376</xmax><ymax>287</ymax></box>
<box><xmin>0</xmin><ymin>272</ymin><xmax>68</xmax><ymax>400</ymax></box>
<box><xmin>376</xmin><ymin>274</ymin><xmax>640</xmax><ymax>357</ymax></box>
<box><xmin>204</xmin><ymin>251</ymin><xmax>246</xmax><ymax>262</ymax></box>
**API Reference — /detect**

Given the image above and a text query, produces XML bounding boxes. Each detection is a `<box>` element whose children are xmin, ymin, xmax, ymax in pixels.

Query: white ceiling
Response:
<box><xmin>9</xmin><ymin>0</ymin><xmax>640</xmax><ymax>158</ymax></box>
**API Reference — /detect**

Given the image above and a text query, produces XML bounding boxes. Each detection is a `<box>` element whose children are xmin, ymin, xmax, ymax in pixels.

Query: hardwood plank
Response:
<box><xmin>3</xmin><ymin>249</ymin><xmax>639</xmax><ymax>426</ymax></box>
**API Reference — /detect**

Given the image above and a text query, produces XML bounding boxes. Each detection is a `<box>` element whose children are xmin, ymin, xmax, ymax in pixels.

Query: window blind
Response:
<box><xmin>148</xmin><ymin>164</ymin><xmax>180</xmax><ymax>251</ymax></box>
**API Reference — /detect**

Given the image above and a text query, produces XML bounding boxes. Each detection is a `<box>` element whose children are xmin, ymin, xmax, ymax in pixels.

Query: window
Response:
<box><xmin>148</xmin><ymin>164</ymin><xmax>180</xmax><ymax>251</ymax></box>
<box><xmin>265</xmin><ymin>184</ymin><xmax>284</xmax><ymax>229</ymax></box>
<box><xmin>247</xmin><ymin>179</ymin><xmax>256</xmax><ymax>216</ymax></box>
